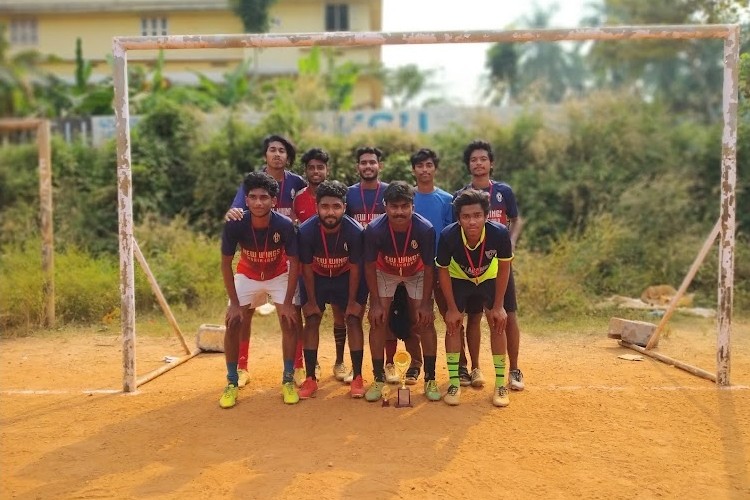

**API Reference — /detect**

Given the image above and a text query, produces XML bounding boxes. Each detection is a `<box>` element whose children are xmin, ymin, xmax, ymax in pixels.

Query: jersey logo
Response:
<box><xmin>485</xmin><ymin>249</ymin><xmax>497</xmax><ymax>259</ymax></box>
<box><xmin>273</xmin><ymin>232</ymin><xmax>281</xmax><ymax>243</ymax></box>
<box><xmin>344</xmin><ymin>242</ymin><xmax>348</xmax><ymax>252</ymax></box>
<box><xmin>290</xmin><ymin>188</ymin><xmax>297</xmax><ymax>199</ymax></box>
<box><xmin>496</xmin><ymin>192</ymin><xmax>503</xmax><ymax>203</ymax></box>
<box><xmin>410</xmin><ymin>239</ymin><xmax>418</xmax><ymax>249</ymax></box>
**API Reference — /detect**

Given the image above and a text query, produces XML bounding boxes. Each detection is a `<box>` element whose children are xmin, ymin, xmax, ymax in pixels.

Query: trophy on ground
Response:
<box><xmin>393</xmin><ymin>350</ymin><xmax>413</xmax><ymax>408</ymax></box>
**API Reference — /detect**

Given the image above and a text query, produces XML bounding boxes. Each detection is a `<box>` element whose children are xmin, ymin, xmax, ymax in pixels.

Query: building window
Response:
<box><xmin>10</xmin><ymin>19</ymin><xmax>38</xmax><ymax>45</ymax></box>
<box><xmin>141</xmin><ymin>17</ymin><xmax>168</xmax><ymax>36</ymax></box>
<box><xmin>325</xmin><ymin>4</ymin><xmax>349</xmax><ymax>31</ymax></box>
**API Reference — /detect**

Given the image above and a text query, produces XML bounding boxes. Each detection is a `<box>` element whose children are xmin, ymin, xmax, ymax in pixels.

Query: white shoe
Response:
<box><xmin>493</xmin><ymin>386</ymin><xmax>510</xmax><ymax>407</ymax></box>
<box><xmin>333</xmin><ymin>362</ymin><xmax>348</xmax><ymax>381</ymax></box>
<box><xmin>343</xmin><ymin>370</ymin><xmax>354</xmax><ymax>384</ymax></box>
<box><xmin>444</xmin><ymin>385</ymin><xmax>461</xmax><ymax>406</ymax></box>
<box><xmin>384</xmin><ymin>363</ymin><xmax>399</xmax><ymax>384</ymax></box>
<box><xmin>510</xmin><ymin>369</ymin><xmax>525</xmax><ymax>391</ymax></box>
<box><xmin>237</xmin><ymin>369</ymin><xmax>250</xmax><ymax>388</ymax></box>
<box><xmin>470</xmin><ymin>368</ymin><xmax>485</xmax><ymax>388</ymax></box>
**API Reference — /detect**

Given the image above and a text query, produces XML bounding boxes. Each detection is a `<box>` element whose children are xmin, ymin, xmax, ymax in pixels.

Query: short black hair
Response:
<box><xmin>383</xmin><ymin>181</ymin><xmax>414</xmax><ymax>204</ymax></box>
<box><xmin>355</xmin><ymin>146</ymin><xmax>384</xmax><ymax>163</ymax></box>
<box><xmin>454</xmin><ymin>189</ymin><xmax>490</xmax><ymax>217</ymax></box>
<box><xmin>243</xmin><ymin>171</ymin><xmax>279</xmax><ymax>198</ymax></box>
<box><xmin>315</xmin><ymin>180</ymin><xmax>348</xmax><ymax>204</ymax></box>
<box><xmin>410</xmin><ymin>148</ymin><xmax>440</xmax><ymax>168</ymax></box>
<box><xmin>301</xmin><ymin>147</ymin><xmax>330</xmax><ymax>167</ymax></box>
<box><xmin>262</xmin><ymin>134</ymin><xmax>296</xmax><ymax>167</ymax></box>
<box><xmin>462</xmin><ymin>140</ymin><xmax>494</xmax><ymax>171</ymax></box>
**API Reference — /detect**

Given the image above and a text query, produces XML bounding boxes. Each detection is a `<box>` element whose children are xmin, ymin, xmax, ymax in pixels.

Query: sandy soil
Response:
<box><xmin>1</xmin><ymin>316</ymin><xmax>749</xmax><ymax>499</ymax></box>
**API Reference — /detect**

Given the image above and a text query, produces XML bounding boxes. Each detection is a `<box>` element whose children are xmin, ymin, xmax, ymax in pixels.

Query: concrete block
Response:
<box><xmin>609</xmin><ymin>317</ymin><xmax>658</xmax><ymax>347</ymax></box>
<box><xmin>196</xmin><ymin>323</ymin><xmax>226</xmax><ymax>352</ymax></box>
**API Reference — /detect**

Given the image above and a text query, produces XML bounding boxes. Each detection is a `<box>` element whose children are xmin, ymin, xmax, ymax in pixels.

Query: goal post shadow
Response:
<box><xmin>112</xmin><ymin>24</ymin><xmax>740</xmax><ymax>392</ymax></box>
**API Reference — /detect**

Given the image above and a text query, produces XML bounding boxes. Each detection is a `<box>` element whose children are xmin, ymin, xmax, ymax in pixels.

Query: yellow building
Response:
<box><xmin>0</xmin><ymin>0</ymin><xmax>383</xmax><ymax>108</ymax></box>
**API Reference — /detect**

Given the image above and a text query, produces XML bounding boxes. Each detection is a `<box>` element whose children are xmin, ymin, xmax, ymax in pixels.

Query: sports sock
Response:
<box><xmin>283</xmin><ymin>359</ymin><xmax>295</xmax><ymax>383</ymax></box>
<box><xmin>350</xmin><ymin>349</ymin><xmax>364</xmax><ymax>377</ymax></box>
<box><xmin>238</xmin><ymin>340</ymin><xmax>250</xmax><ymax>370</ymax></box>
<box><xmin>385</xmin><ymin>339</ymin><xmax>397</xmax><ymax>364</ymax></box>
<box><xmin>424</xmin><ymin>355</ymin><xmax>437</xmax><ymax>381</ymax></box>
<box><xmin>447</xmin><ymin>353</ymin><xmax>460</xmax><ymax>387</ymax></box>
<box><xmin>304</xmin><ymin>349</ymin><xmax>318</xmax><ymax>380</ymax></box>
<box><xmin>493</xmin><ymin>354</ymin><xmax>507</xmax><ymax>387</ymax></box>
<box><xmin>333</xmin><ymin>325</ymin><xmax>347</xmax><ymax>364</ymax></box>
<box><xmin>294</xmin><ymin>338</ymin><xmax>304</xmax><ymax>369</ymax></box>
<box><xmin>372</xmin><ymin>358</ymin><xmax>385</xmax><ymax>382</ymax></box>
<box><xmin>226</xmin><ymin>361</ymin><xmax>238</xmax><ymax>386</ymax></box>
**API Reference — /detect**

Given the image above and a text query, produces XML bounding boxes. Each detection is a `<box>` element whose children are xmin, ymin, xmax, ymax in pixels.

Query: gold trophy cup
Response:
<box><xmin>393</xmin><ymin>350</ymin><xmax>413</xmax><ymax>408</ymax></box>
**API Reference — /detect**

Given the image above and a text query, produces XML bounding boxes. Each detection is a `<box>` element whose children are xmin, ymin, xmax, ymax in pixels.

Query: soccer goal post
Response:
<box><xmin>112</xmin><ymin>24</ymin><xmax>740</xmax><ymax>392</ymax></box>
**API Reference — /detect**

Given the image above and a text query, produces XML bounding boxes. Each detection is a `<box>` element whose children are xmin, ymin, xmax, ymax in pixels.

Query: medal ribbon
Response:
<box><xmin>388</xmin><ymin>220</ymin><xmax>413</xmax><ymax>277</ymax></box>
<box><xmin>462</xmin><ymin>228</ymin><xmax>486</xmax><ymax>285</ymax></box>
<box><xmin>251</xmin><ymin>220</ymin><xmax>271</xmax><ymax>281</ymax></box>
<box><xmin>319</xmin><ymin>223</ymin><xmax>342</xmax><ymax>278</ymax></box>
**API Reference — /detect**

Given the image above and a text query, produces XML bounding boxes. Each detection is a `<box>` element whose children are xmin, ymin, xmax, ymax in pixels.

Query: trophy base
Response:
<box><xmin>395</xmin><ymin>387</ymin><xmax>412</xmax><ymax>408</ymax></box>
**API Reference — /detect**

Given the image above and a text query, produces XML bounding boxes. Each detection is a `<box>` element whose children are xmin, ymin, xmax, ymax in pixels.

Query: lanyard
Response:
<box><xmin>277</xmin><ymin>171</ymin><xmax>287</xmax><ymax>209</ymax></box>
<box><xmin>319</xmin><ymin>223</ymin><xmax>342</xmax><ymax>277</ymax></box>
<box><xmin>462</xmin><ymin>228</ymin><xmax>486</xmax><ymax>285</ymax></box>
<box><xmin>251</xmin><ymin>220</ymin><xmax>271</xmax><ymax>281</ymax></box>
<box><xmin>388</xmin><ymin>220</ymin><xmax>413</xmax><ymax>277</ymax></box>
<box><xmin>359</xmin><ymin>182</ymin><xmax>382</xmax><ymax>225</ymax></box>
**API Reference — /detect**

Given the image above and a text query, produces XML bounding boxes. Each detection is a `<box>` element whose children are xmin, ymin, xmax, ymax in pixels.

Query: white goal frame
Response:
<box><xmin>112</xmin><ymin>25</ymin><xmax>740</xmax><ymax>392</ymax></box>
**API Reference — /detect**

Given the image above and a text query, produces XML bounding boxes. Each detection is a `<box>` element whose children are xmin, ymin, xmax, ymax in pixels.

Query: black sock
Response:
<box><xmin>333</xmin><ymin>325</ymin><xmax>346</xmax><ymax>364</ymax></box>
<box><xmin>350</xmin><ymin>349</ymin><xmax>363</xmax><ymax>377</ymax></box>
<box><xmin>424</xmin><ymin>355</ymin><xmax>437</xmax><ymax>381</ymax></box>
<box><xmin>372</xmin><ymin>358</ymin><xmax>384</xmax><ymax>382</ymax></box>
<box><xmin>303</xmin><ymin>349</ymin><xmax>318</xmax><ymax>380</ymax></box>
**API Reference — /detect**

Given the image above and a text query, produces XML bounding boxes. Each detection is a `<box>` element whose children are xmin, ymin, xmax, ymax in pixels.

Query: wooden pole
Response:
<box><xmin>37</xmin><ymin>120</ymin><xmax>55</xmax><ymax>327</ymax></box>
<box><xmin>135</xmin><ymin>349</ymin><xmax>201</xmax><ymax>387</ymax></box>
<box><xmin>620</xmin><ymin>341</ymin><xmax>716</xmax><ymax>383</ymax></box>
<box><xmin>132</xmin><ymin>238</ymin><xmax>192</xmax><ymax>355</ymax></box>
<box><xmin>113</xmin><ymin>41</ymin><xmax>137</xmax><ymax>393</ymax></box>
<box><xmin>716</xmin><ymin>25</ymin><xmax>739</xmax><ymax>386</ymax></box>
<box><xmin>645</xmin><ymin>219</ymin><xmax>720</xmax><ymax>350</ymax></box>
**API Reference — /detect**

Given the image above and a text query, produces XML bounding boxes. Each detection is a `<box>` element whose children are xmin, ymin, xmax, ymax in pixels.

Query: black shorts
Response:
<box><xmin>299</xmin><ymin>271</ymin><xmax>368</xmax><ymax>312</ymax></box>
<box><xmin>461</xmin><ymin>269</ymin><xmax>517</xmax><ymax>314</ymax></box>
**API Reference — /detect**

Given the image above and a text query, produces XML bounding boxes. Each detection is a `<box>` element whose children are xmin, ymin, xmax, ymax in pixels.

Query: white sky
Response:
<box><xmin>381</xmin><ymin>0</ymin><xmax>591</xmax><ymax>105</ymax></box>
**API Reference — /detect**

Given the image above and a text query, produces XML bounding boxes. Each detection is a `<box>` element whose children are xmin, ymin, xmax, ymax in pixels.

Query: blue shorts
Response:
<box><xmin>299</xmin><ymin>271</ymin><xmax>368</xmax><ymax>312</ymax></box>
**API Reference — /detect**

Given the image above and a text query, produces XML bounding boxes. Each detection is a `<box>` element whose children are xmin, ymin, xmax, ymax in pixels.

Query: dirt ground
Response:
<box><xmin>1</xmin><ymin>315</ymin><xmax>749</xmax><ymax>499</ymax></box>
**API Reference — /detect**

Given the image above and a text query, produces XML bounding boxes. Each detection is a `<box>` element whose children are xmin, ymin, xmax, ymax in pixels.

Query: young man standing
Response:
<box><xmin>437</xmin><ymin>189</ymin><xmax>514</xmax><ymax>407</ymax></box>
<box><xmin>363</xmin><ymin>182</ymin><xmax>439</xmax><ymax>402</ymax></box>
<box><xmin>226</xmin><ymin>135</ymin><xmax>307</xmax><ymax>389</ymax></box>
<box><xmin>346</xmin><ymin>147</ymin><xmax>412</xmax><ymax>384</ymax></box>
<box><xmin>291</xmin><ymin>148</ymin><xmax>351</xmax><ymax>385</ymax></box>
<box><xmin>297</xmin><ymin>180</ymin><xmax>368</xmax><ymax>399</ymax></box>
<box><xmin>410</xmin><ymin>148</ymin><xmax>454</xmax><ymax>385</ymax></box>
<box><xmin>219</xmin><ymin>172</ymin><xmax>300</xmax><ymax>408</ymax></box>
<box><xmin>454</xmin><ymin>140</ymin><xmax>525</xmax><ymax>392</ymax></box>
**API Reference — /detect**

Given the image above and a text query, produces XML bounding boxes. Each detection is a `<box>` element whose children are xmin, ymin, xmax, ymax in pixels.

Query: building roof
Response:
<box><xmin>0</xmin><ymin>0</ymin><xmax>231</xmax><ymax>14</ymax></box>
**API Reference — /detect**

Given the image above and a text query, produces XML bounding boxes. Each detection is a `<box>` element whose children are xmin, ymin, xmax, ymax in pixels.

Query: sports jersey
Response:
<box><xmin>435</xmin><ymin>221</ymin><xmax>513</xmax><ymax>284</ymax></box>
<box><xmin>346</xmin><ymin>181</ymin><xmax>388</xmax><ymax>226</ymax></box>
<box><xmin>454</xmin><ymin>181</ymin><xmax>518</xmax><ymax>226</ymax></box>
<box><xmin>231</xmin><ymin>169</ymin><xmax>307</xmax><ymax>219</ymax></box>
<box><xmin>292</xmin><ymin>186</ymin><xmax>317</xmax><ymax>224</ymax></box>
<box><xmin>414</xmin><ymin>187</ymin><xmax>454</xmax><ymax>248</ymax></box>
<box><xmin>221</xmin><ymin>211</ymin><xmax>298</xmax><ymax>281</ymax></box>
<box><xmin>298</xmin><ymin>214</ymin><xmax>363</xmax><ymax>277</ymax></box>
<box><xmin>364</xmin><ymin>212</ymin><xmax>435</xmax><ymax>277</ymax></box>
